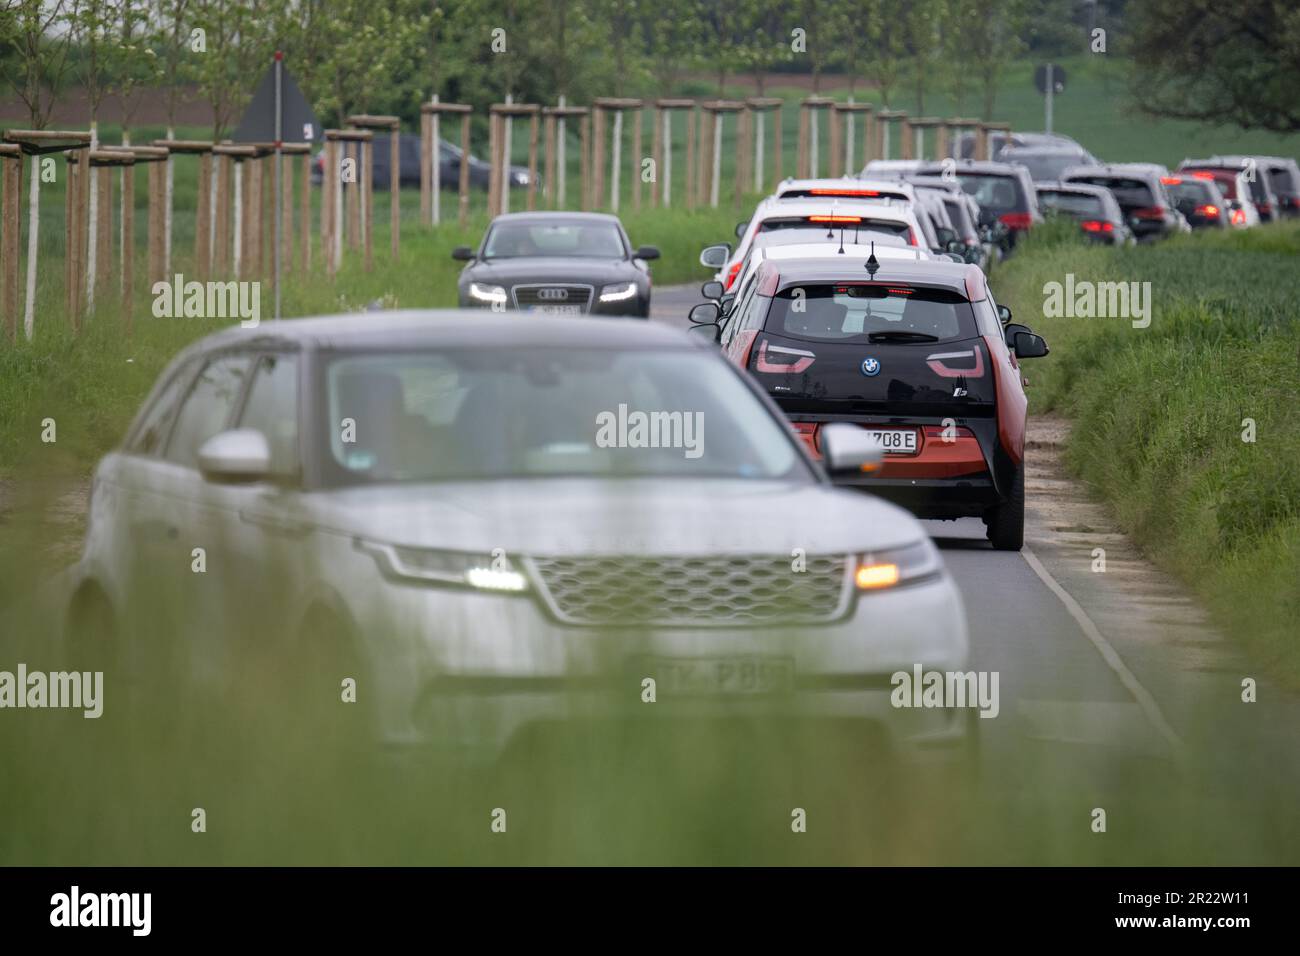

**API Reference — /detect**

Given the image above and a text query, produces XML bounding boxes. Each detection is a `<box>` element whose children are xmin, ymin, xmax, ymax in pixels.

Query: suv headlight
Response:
<box><xmin>855</xmin><ymin>539</ymin><xmax>942</xmax><ymax>590</ymax></box>
<box><xmin>599</xmin><ymin>281</ymin><xmax>637</xmax><ymax>303</ymax></box>
<box><xmin>468</xmin><ymin>282</ymin><xmax>507</xmax><ymax>305</ymax></box>
<box><xmin>357</xmin><ymin>540</ymin><xmax>529</xmax><ymax>592</ymax></box>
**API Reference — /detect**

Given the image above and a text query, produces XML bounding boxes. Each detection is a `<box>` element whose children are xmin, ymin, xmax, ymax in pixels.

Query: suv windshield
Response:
<box><xmin>484</xmin><ymin>221</ymin><xmax>625</xmax><ymax>258</ymax></box>
<box><xmin>317</xmin><ymin>348</ymin><xmax>809</xmax><ymax>485</ymax></box>
<box><xmin>767</xmin><ymin>284</ymin><xmax>976</xmax><ymax>343</ymax></box>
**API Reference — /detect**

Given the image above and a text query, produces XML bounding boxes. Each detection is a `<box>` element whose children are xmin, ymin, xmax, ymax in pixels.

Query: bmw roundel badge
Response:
<box><xmin>861</xmin><ymin>356</ymin><xmax>881</xmax><ymax>377</ymax></box>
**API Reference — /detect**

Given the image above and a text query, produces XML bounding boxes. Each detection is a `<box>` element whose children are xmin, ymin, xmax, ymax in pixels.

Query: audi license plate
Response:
<box><xmin>861</xmin><ymin>428</ymin><xmax>919</xmax><ymax>454</ymax></box>
<box><xmin>527</xmin><ymin>305</ymin><xmax>582</xmax><ymax>315</ymax></box>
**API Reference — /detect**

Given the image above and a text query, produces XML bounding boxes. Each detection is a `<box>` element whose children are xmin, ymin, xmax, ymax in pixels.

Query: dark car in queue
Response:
<box><xmin>454</xmin><ymin>212</ymin><xmax>659</xmax><ymax>318</ymax></box>
<box><xmin>1061</xmin><ymin>163</ymin><xmax>1188</xmax><ymax>241</ymax></box>
<box><xmin>312</xmin><ymin>132</ymin><xmax>534</xmax><ymax>191</ymax></box>
<box><xmin>1160</xmin><ymin>175</ymin><xmax>1229</xmax><ymax>229</ymax></box>
<box><xmin>915</xmin><ymin>160</ymin><xmax>1042</xmax><ymax>254</ymax></box>
<box><xmin>1034</xmin><ymin>182</ymin><xmax>1134</xmax><ymax>243</ymax></box>
<box><xmin>689</xmin><ymin>256</ymin><xmax>1049</xmax><ymax>550</ymax></box>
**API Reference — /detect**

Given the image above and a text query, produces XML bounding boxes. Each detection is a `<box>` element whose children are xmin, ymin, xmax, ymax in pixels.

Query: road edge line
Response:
<box><xmin>1021</xmin><ymin>544</ymin><xmax>1186</xmax><ymax>760</ymax></box>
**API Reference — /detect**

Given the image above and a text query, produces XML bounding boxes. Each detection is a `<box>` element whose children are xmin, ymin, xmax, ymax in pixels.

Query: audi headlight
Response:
<box><xmin>599</xmin><ymin>281</ymin><xmax>637</xmax><ymax>303</ymax></box>
<box><xmin>855</xmin><ymin>539</ymin><xmax>942</xmax><ymax>591</ymax></box>
<box><xmin>468</xmin><ymin>282</ymin><xmax>507</xmax><ymax>306</ymax></box>
<box><xmin>357</xmin><ymin>540</ymin><xmax>529</xmax><ymax>592</ymax></box>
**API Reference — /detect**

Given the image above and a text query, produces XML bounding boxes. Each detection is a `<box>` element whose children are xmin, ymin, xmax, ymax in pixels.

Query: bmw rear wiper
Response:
<box><xmin>867</xmin><ymin>331</ymin><xmax>940</xmax><ymax>343</ymax></box>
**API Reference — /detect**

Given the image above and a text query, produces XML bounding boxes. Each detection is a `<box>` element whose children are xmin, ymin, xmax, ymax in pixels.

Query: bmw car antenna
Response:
<box><xmin>865</xmin><ymin>241</ymin><xmax>880</xmax><ymax>278</ymax></box>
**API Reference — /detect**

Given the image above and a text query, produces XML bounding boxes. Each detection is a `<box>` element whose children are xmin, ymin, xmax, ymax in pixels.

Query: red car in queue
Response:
<box><xmin>690</xmin><ymin>255</ymin><xmax>1049</xmax><ymax>550</ymax></box>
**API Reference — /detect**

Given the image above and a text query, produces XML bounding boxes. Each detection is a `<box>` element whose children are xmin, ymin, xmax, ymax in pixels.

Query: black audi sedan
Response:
<box><xmin>454</xmin><ymin>212</ymin><xmax>659</xmax><ymax>318</ymax></box>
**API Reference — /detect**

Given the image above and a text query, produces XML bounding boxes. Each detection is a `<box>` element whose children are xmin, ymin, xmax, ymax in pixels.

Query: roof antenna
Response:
<box><xmin>838</xmin><ymin>224</ymin><xmax>845</xmax><ymax>254</ymax></box>
<box><xmin>865</xmin><ymin>241</ymin><xmax>880</xmax><ymax>278</ymax></box>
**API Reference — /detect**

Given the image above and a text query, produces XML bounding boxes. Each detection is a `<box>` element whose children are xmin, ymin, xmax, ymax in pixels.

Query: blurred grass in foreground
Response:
<box><xmin>992</xmin><ymin>219</ymin><xmax>1300</xmax><ymax>683</ymax></box>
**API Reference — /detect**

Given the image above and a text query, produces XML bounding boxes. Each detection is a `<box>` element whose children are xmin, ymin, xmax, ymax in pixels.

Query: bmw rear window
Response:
<box><xmin>766</xmin><ymin>284</ymin><xmax>977</xmax><ymax>344</ymax></box>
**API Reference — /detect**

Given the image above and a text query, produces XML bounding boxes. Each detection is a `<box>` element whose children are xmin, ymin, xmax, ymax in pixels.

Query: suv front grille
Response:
<box><xmin>529</xmin><ymin>554</ymin><xmax>852</xmax><ymax>627</ymax></box>
<box><xmin>512</xmin><ymin>284</ymin><xmax>593</xmax><ymax>311</ymax></box>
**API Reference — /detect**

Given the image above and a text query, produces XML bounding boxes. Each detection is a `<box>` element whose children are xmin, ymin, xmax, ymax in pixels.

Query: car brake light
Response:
<box><xmin>809</xmin><ymin>188</ymin><xmax>880</xmax><ymax>197</ymax></box>
<box><xmin>908</xmin><ymin>228</ymin><xmax>919</xmax><ymax>246</ymax></box>
<box><xmin>998</xmin><ymin>212</ymin><xmax>1033</xmax><ymax>230</ymax></box>
<box><xmin>1132</xmin><ymin>206</ymin><xmax>1165</xmax><ymax>220</ymax></box>
<box><xmin>1160</xmin><ymin>176</ymin><xmax>1181</xmax><ymax>185</ymax></box>
<box><xmin>1196</xmin><ymin>204</ymin><xmax>1220</xmax><ymax>217</ymax></box>
<box><xmin>755</xmin><ymin>340</ymin><xmax>815</xmax><ymax>373</ymax></box>
<box><xmin>723</xmin><ymin>260</ymin><xmax>742</xmax><ymax>290</ymax></box>
<box><xmin>1191</xmin><ymin>171</ymin><xmax>1215</xmax><ymax>180</ymax></box>
<box><xmin>791</xmin><ymin>422</ymin><xmax>819</xmax><ymax>452</ymax></box>
<box><xmin>1231</xmin><ymin>207</ymin><xmax>1247</xmax><ymax>225</ymax></box>
<box><xmin>925</xmin><ymin>348</ymin><xmax>985</xmax><ymax>378</ymax></box>
<box><xmin>808</xmin><ymin>215</ymin><xmax>863</xmax><ymax>224</ymax></box>
<box><xmin>1258</xmin><ymin>202</ymin><xmax>1273</xmax><ymax>214</ymax></box>
<box><xmin>1080</xmin><ymin>220</ymin><xmax>1114</xmax><ymax>233</ymax></box>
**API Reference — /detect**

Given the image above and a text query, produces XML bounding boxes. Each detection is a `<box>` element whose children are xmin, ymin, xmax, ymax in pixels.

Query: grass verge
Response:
<box><xmin>992</xmin><ymin>219</ymin><xmax>1300</xmax><ymax>682</ymax></box>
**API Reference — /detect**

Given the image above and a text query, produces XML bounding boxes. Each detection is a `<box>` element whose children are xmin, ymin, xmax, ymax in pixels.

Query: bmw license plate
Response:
<box><xmin>649</xmin><ymin>656</ymin><xmax>795</xmax><ymax>696</ymax></box>
<box><xmin>861</xmin><ymin>427</ymin><xmax>919</xmax><ymax>454</ymax></box>
<box><xmin>527</xmin><ymin>305</ymin><xmax>582</xmax><ymax>315</ymax></box>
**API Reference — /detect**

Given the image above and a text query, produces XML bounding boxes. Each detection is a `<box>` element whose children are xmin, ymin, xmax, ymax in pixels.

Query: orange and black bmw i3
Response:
<box><xmin>691</xmin><ymin>254</ymin><xmax>1049</xmax><ymax>549</ymax></box>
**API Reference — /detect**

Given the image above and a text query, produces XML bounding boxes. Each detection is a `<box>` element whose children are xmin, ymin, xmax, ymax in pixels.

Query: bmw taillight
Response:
<box><xmin>1080</xmin><ymin>220</ymin><xmax>1113</xmax><ymax>234</ymax></box>
<box><xmin>925</xmin><ymin>348</ymin><xmax>985</xmax><ymax>378</ymax></box>
<box><xmin>791</xmin><ymin>422</ymin><xmax>820</xmax><ymax>453</ymax></box>
<box><xmin>723</xmin><ymin>261</ymin><xmax>742</xmax><ymax>290</ymax></box>
<box><xmin>755</xmin><ymin>340</ymin><xmax>815</xmax><ymax>374</ymax></box>
<box><xmin>1132</xmin><ymin>206</ymin><xmax>1166</xmax><ymax>221</ymax></box>
<box><xmin>999</xmin><ymin>212</ymin><xmax>1033</xmax><ymax>230</ymax></box>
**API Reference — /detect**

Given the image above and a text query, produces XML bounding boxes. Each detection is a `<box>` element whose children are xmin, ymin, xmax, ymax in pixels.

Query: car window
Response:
<box><xmin>237</xmin><ymin>353</ymin><xmax>299</xmax><ymax>478</ymax></box>
<box><xmin>319</xmin><ymin>348</ymin><xmax>809</xmax><ymax>484</ymax></box>
<box><xmin>165</xmin><ymin>354</ymin><xmax>254</xmax><ymax>469</ymax></box>
<box><xmin>952</xmin><ymin>174</ymin><xmax>1022</xmax><ymax>213</ymax></box>
<box><xmin>770</xmin><ymin>285</ymin><xmax>976</xmax><ymax>343</ymax></box>
<box><xmin>1038</xmin><ymin>190</ymin><xmax>1105</xmax><ymax>218</ymax></box>
<box><xmin>1071</xmin><ymin>176</ymin><xmax>1154</xmax><ymax>208</ymax></box>
<box><xmin>721</xmin><ymin>274</ymin><xmax>759</xmax><ymax>346</ymax></box>
<box><xmin>128</xmin><ymin>360</ymin><xmax>195</xmax><ymax>457</ymax></box>
<box><xmin>484</xmin><ymin>221</ymin><xmax>625</xmax><ymax>258</ymax></box>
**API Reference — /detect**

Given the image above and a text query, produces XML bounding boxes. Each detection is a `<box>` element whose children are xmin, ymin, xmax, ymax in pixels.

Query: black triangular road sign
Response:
<box><xmin>233</xmin><ymin>61</ymin><xmax>320</xmax><ymax>144</ymax></box>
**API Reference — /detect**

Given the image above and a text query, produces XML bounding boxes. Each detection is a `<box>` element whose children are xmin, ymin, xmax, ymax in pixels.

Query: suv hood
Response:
<box><xmin>302</xmin><ymin>478</ymin><xmax>925</xmax><ymax>556</ymax></box>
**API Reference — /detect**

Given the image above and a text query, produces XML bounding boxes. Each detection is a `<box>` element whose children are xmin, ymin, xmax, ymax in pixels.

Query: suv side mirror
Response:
<box><xmin>635</xmin><ymin>245</ymin><xmax>660</xmax><ymax>260</ymax></box>
<box><xmin>689</xmin><ymin>301</ymin><xmax>721</xmax><ymax>325</ymax></box>
<box><xmin>997</xmin><ymin>304</ymin><xmax>1013</xmax><ymax>324</ymax></box>
<box><xmin>820</xmin><ymin>423</ymin><xmax>885</xmax><ymax>477</ymax></box>
<box><xmin>451</xmin><ymin>246</ymin><xmax>475</xmax><ymax>261</ymax></box>
<box><xmin>719</xmin><ymin>293</ymin><xmax>736</xmax><ymax>316</ymax></box>
<box><xmin>734</xmin><ymin>220</ymin><xmax>749</xmax><ymax>238</ymax></box>
<box><xmin>198</xmin><ymin>429</ymin><xmax>271</xmax><ymax>483</ymax></box>
<box><xmin>700</xmin><ymin>280</ymin><xmax>725</xmax><ymax>300</ymax></box>
<box><xmin>699</xmin><ymin>243</ymin><xmax>732</xmax><ymax>269</ymax></box>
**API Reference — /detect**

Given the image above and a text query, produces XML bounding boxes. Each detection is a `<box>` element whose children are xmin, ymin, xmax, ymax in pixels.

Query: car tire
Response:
<box><xmin>985</xmin><ymin>464</ymin><xmax>1025</xmax><ymax>551</ymax></box>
